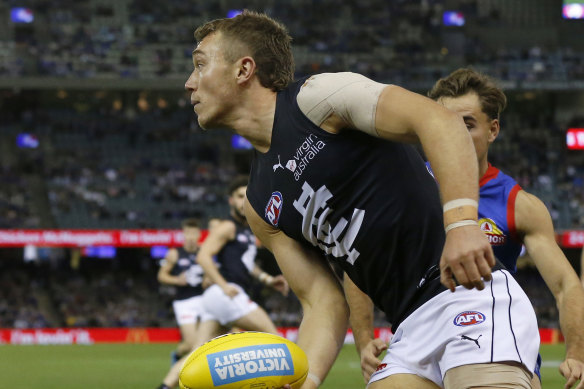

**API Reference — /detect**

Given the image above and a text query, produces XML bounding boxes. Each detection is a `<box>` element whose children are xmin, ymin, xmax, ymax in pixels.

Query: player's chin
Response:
<box><xmin>197</xmin><ymin>115</ymin><xmax>219</xmax><ymax>131</ymax></box>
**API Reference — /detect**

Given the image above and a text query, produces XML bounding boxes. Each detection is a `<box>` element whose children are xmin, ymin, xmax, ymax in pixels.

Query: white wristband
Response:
<box><xmin>443</xmin><ymin>198</ymin><xmax>478</xmax><ymax>212</ymax></box>
<box><xmin>307</xmin><ymin>372</ymin><xmax>322</xmax><ymax>387</ymax></box>
<box><xmin>445</xmin><ymin>219</ymin><xmax>479</xmax><ymax>233</ymax></box>
<box><xmin>258</xmin><ymin>272</ymin><xmax>274</xmax><ymax>284</ymax></box>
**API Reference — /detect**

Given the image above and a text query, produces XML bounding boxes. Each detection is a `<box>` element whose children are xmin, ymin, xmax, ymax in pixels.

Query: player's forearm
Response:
<box><xmin>250</xmin><ymin>265</ymin><xmax>272</xmax><ymax>284</ymax></box>
<box><xmin>557</xmin><ymin>282</ymin><xmax>584</xmax><ymax>361</ymax></box>
<box><xmin>418</xmin><ymin>112</ymin><xmax>479</xmax><ymax>204</ymax></box>
<box><xmin>344</xmin><ymin>276</ymin><xmax>375</xmax><ymax>354</ymax></box>
<box><xmin>296</xmin><ymin>290</ymin><xmax>349</xmax><ymax>385</ymax></box>
<box><xmin>196</xmin><ymin>254</ymin><xmax>228</xmax><ymax>288</ymax></box>
<box><xmin>157</xmin><ymin>272</ymin><xmax>182</xmax><ymax>286</ymax></box>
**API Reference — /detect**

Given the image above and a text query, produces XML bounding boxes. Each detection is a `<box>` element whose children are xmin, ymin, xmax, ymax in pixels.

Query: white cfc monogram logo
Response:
<box><xmin>293</xmin><ymin>182</ymin><xmax>364</xmax><ymax>265</ymax></box>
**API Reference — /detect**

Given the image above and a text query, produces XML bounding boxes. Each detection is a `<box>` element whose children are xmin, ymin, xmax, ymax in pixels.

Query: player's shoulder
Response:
<box><xmin>482</xmin><ymin>164</ymin><xmax>517</xmax><ymax>187</ymax></box>
<box><xmin>514</xmin><ymin>189</ymin><xmax>554</xmax><ymax>229</ymax></box>
<box><xmin>211</xmin><ymin>219</ymin><xmax>237</xmax><ymax>238</ymax></box>
<box><xmin>165</xmin><ymin>247</ymin><xmax>180</xmax><ymax>262</ymax></box>
<box><xmin>515</xmin><ymin>189</ymin><xmax>547</xmax><ymax>212</ymax></box>
<box><xmin>298</xmin><ymin>72</ymin><xmax>377</xmax><ymax>99</ymax></box>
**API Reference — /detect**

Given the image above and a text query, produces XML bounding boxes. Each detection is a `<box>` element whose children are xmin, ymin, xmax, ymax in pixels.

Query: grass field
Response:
<box><xmin>0</xmin><ymin>343</ymin><xmax>568</xmax><ymax>388</ymax></box>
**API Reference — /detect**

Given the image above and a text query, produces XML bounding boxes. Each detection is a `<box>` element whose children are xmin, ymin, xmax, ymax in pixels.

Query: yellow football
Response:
<box><xmin>179</xmin><ymin>332</ymin><xmax>309</xmax><ymax>389</ymax></box>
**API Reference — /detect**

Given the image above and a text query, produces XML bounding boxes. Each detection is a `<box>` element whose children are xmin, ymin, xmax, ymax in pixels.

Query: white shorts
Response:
<box><xmin>201</xmin><ymin>283</ymin><xmax>259</xmax><ymax>326</ymax></box>
<box><xmin>172</xmin><ymin>295</ymin><xmax>215</xmax><ymax>326</ymax></box>
<box><xmin>369</xmin><ymin>270</ymin><xmax>540</xmax><ymax>388</ymax></box>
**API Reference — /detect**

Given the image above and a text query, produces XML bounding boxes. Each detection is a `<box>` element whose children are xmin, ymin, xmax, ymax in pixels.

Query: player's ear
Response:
<box><xmin>236</xmin><ymin>56</ymin><xmax>256</xmax><ymax>85</ymax></box>
<box><xmin>488</xmin><ymin>118</ymin><xmax>500</xmax><ymax>144</ymax></box>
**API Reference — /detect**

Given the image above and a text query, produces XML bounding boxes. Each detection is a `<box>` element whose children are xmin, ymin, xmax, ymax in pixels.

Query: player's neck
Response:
<box><xmin>230</xmin><ymin>210</ymin><xmax>246</xmax><ymax>226</ymax></box>
<box><xmin>229</xmin><ymin>87</ymin><xmax>277</xmax><ymax>154</ymax></box>
<box><xmin>183</xmin><ymin>246</ymin><xmax>198</xmax><ymax>254</ymax></box>
<box><xmin>478</xmin><ymin>157</ymin><xmax>490</xmax><ymax>179</ymax></box>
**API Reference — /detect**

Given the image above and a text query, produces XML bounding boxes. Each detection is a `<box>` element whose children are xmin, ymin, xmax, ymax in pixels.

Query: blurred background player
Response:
<box><xmin>198</xmin><ymin>176</ymin><xmax>289</xmax><ymax>326</ymax></box>
<box><xmin>156</xmin><ymin>218</ymin><xmax>220</xmax><ymax>389</ymax></box>
<box><xmin>345</xmin><ymin>68</ymin><xmax>584</xmax><ymax>389</ymax></box>
<box><xmin>160</xmin><ymin>176</ymin><xmax>290</xmax><ymax>389</ymax></box>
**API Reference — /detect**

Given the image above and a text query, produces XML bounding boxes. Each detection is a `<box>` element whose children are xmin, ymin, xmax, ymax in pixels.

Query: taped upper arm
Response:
<box><xmin>297</xmin><ymin>72</ymin><xmax>386</xmax><ymax>136</ymax></box>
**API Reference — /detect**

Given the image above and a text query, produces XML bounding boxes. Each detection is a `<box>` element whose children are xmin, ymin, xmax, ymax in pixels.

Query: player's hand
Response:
<box><xmin>360</xmin><ymin>338</ymin><xmax>388</xmax><ymax>383</ymax></box>
<box><xmin>270</xmin><ymin>275</ymin><xmax>290</xmax><ymax>296</ymax></box>
<box><xmin>221</xmin><ymin>284</ymin><xmax>240</xmax><ymax>298</ymax></box>
<box><xmin>202</xmin><ymin>275</ymin><xmax>214</xmax><ymax>289</ymax></box>
<box><xmin>440</xmin><ymin>224</ymin><xmax>495</xmax><ymax>292</ymax></box>
<box><xmin>176</xmin><ymin>272</ymin><xmax>188</xmax><ymax>286</ymax></box>
<box><xmin>560</xmin><ymin>358</ymin><xmax>584</xmax><ymax>389</ymax></box>
<box><xmin>281</xmin><ymin>377</ymin><xmax>319</xmax><ymax>389</ymax></box>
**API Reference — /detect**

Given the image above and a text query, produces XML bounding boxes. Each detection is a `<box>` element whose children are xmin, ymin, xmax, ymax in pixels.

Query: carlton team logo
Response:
<box><xmin>265</xmin><ymin>192</ymin><xmax>283</xmax><ymax>226</ymax></box>
<box><xmin>479</xmin><ymin>218</ymin><xmax>507</xmax><ymax>245</ymax></box>
<box><xmin>453</xmin><ymin>311</ymin><xmax>486</xmax><ymax>326</ymax></box>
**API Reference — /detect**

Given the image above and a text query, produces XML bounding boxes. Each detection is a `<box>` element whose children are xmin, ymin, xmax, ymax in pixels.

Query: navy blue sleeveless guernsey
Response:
<box><xmin>171</xmin><ymin>247</ymin><xmax>204</xmax><ymax>300</ymax></box>
<box><xmin>216</xmin><ymin>216</ymin><xmax>257</xmax><ymax>292</ymax></box>
<box><xmin>247</xmin><ymin>77</ymin><xmax>449</xmax><ymax>330</ymax></box>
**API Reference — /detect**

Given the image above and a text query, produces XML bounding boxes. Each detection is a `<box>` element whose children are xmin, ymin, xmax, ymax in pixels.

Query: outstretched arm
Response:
<box><xmin>299</xmin><ymin>73</ymin><xmax>494</xmax><ymax>292</ymax></box>
<box><xmin>157</xmin><ymin>249</ymin><xmax>187</xmax><ymax>286</ymax></box>
<box><xmin>374</xmin><ymin>85</ymin><xmax>494</xmax><ymax>292</ymax></box>
<box><xmin>251</xmin><ymin>264</ymin><xmax>289</xmax><ymax>296</ymax></box>
<box><xmin>517</xmin><ymin>191</ymin><xmax>584</xmax><ymax>389</ymax></box>
<box><xmin>245</xmin><ymin>199</ymin><xmax>349</xmax><ymax>389</ymax></box>
<box><xmin>344</xmin><ymin>274</ymin><xmax>387</xmax><ymax>383</ymax></box>
<box><xmin>196</xmin><ymin>220</ymin><xmax>240</xmax><ymax>297</ymax></box>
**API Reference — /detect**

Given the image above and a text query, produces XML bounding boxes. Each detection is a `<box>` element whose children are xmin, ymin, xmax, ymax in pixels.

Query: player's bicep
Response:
<box><xmin>517</xmin><ymin>191</ymin><xmax>579</xmax><ymax>296</ymax></box>
<box><xmin>374</xmin><ymin>84</ymin><xmax>459</xmax><ymax>142</ymax></box>
<box><xmin>198</xmin><ymin>222</ymin><xmax>232</xmax><ymax>257</ymax></box>
<box><xmin>159</xmin><ymin>249</ymin><xmax>178</xmax><ymax>272</ymax></box>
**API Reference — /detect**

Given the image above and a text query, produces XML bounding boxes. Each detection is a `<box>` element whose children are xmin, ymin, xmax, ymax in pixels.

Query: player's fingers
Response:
<box><xmin>460</xmin><ymin>256</ymin><xmax>484</xmax><ymax>290</ymax></box>
<box><xmin>564</xmin><ymin>374</ymin><xmax>577</xmax><ymax>389</ymax></box>
<box><xmin>475</xmin><ymin>256</ymin><xmax>493</xmax><ymax>284</ymax></box>
<box><xmin>560</xmin><ymin>362</ymin><xmax>577</xmax><ymax>389</ymax></box>
<box><xmin>565</xmin><ymin>362</ymin><xmax>584</xmax><ymax>389</ymax></box>
<box><xmin>281</xmin><ymin>282</ymin><xmax>290</xmax><ymax>296</ymax></box>
<box><xmin>440</xmin><ymin>264</ymin><xmax>456</xmax><ymax>292</ymax></box>
<box><xmin>362</xmin><ymin>370</ymin><xmax>371</xmax><ymax>384</ymax></box>
<box><xmin>361</xmin><ymin>358</ymin><xmax>378</xmax><ymax>382</ymax></box>
<box><xmin>450</xmin><ymin>261</ymin><xmax>473</xmax><ymax>290</ymax></box>
<box><xmin>484</xmin><ymin>244</ymin><xmax>496</xmax><ymax>268</ymax></box>
<box><xmin>372</xmin><ymin>339</ymin><xmax>388</xmax><ymax>355</ymax></box>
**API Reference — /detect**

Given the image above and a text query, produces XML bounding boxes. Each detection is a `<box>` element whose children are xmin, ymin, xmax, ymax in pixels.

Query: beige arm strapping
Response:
<box><xmin>296</xmin><ymin>72</ymin><xmax>386</xmax><ymax>136</ymax></box>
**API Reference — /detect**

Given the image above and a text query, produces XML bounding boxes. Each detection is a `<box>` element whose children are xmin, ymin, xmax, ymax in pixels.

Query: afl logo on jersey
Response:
<box><xmin>479</xmin><ymin>218</ymin><xmax>507</xmax><ymax>246</ymax></box>
<box><xmin>453</xmin><ymin>311</ymin><xmax>486</xmax><ymax>326</ymax></box>
<box><xmin>265</xmin><ymin>192</ymin><xmax>283</xmax><ymax>226</ymax></box>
